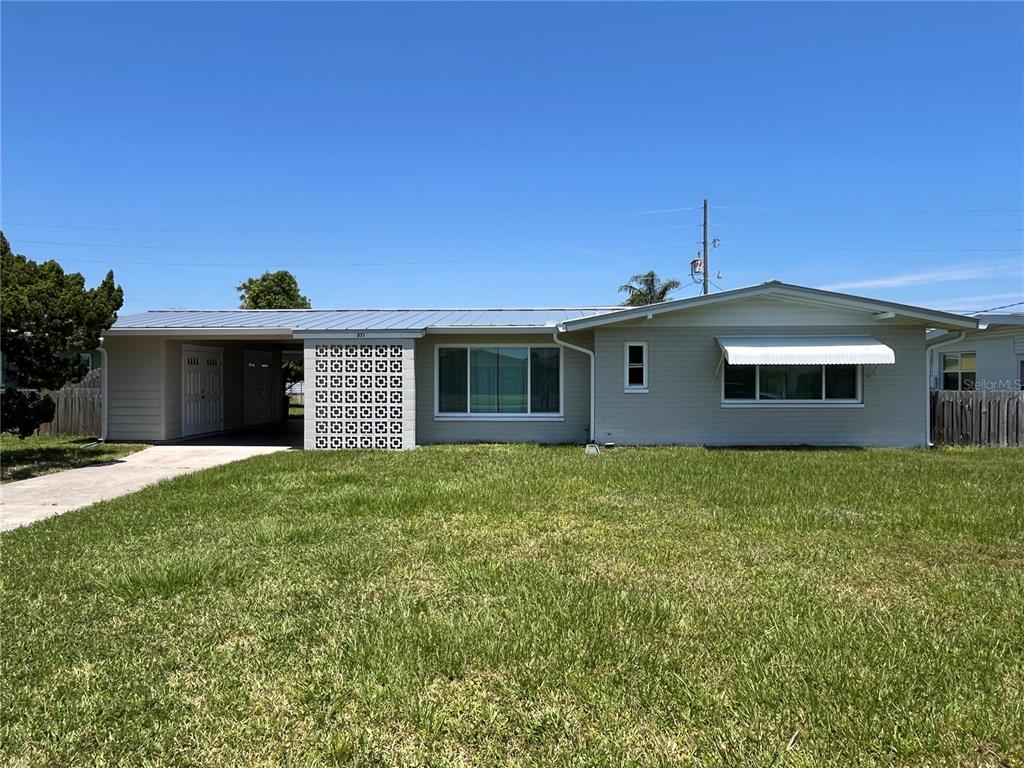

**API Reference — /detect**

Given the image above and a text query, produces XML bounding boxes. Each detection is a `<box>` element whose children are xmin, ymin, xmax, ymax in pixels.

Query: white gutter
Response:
<box><xmin>553</xmin><ymin>328</ymin><xmax>595</xmax><ymax>443</ymax></box>
<box><xmin>97</xmin><ymin>338</ymin><xmax>109</xmax><ymax>442</ymax></box>
<box><xmin>924</xmin><ymin>330</ymin><xmax>967</xmax><ymax>446</ymax></box>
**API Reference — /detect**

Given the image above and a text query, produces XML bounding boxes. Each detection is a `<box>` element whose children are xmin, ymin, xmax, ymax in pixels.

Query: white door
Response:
<box><xmin>182</xmin><ymin>346</ymin><xmax>224</xmax><ymax>437</ymax></box>
<box><xmin>243</xmin><ymin>350</ymin><xmax>274</xmax><ymax>425</ymax></box>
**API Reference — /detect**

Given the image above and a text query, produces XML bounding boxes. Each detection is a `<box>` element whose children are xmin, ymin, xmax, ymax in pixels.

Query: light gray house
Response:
<box><xmin>101</xmin><ymin>281</ymin><xmax>977</xmax><ymax>449</ymax></box>
<box><xmin>927</xmin><ymin>314</ymin><xmax>1024</xmax><ymax>392</ymax></box>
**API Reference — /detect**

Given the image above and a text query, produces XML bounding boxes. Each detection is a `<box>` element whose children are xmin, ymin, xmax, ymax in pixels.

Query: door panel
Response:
<box><xmin>182</xmin><ymin>346</ymin><xmax>224</xmax><ymax>437</ymax></box>
<box><xmin>243</xmin><ymin>350</ymin><xmax>274</xmax><ymax>425</ymax></box>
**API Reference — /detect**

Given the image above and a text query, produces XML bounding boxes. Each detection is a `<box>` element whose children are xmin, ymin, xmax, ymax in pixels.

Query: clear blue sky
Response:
<box><xmin>2</xmin><ymin>2</ymin><xmax>1022</xmax><ymax>315</ymax></box>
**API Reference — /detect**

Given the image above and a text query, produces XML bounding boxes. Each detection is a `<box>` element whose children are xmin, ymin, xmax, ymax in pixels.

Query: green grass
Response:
<box><xmin>0</xmin><ymin>434</ymin><xmax>146</xmax><ymax>483</ymax></box>
<box><xmin>1</xmin><ymin>446</ymin><xmax>1022</xmax><ymax>766</ymax></box>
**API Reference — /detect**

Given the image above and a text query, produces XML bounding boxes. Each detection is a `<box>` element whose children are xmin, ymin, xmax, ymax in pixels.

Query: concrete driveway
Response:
<box><xmin>0</xmin><ymin>443</ymin><xmax>288</xmax><ymax>532</ymax></box>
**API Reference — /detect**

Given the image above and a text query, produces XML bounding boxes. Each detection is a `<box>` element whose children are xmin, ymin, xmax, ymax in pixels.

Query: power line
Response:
<box><xmin>713</xmin><ymin>204</ymin><xmax>1024</xmax><ymax>214</ymax></box>
<box><xmin>712</xmin><ymin>223</ymin><xmax>1023</xmax><ymax>233</ymax></box>
<box><xmin>714</xmin><ymin>241</ymin><xmax>1022</xmax><ymax>253</ymax></box>
<box><xmin>0</xmin><ymin>205</ymin><xmax>700</xmax><ymax>236</ymax></box>
<box><xmin>52</xmin><ymin>240</ymin><xmax>702</xmax><ymax>270</ymax></box>
<box><xmin>11</xmin><ymin>225</ymin><xmax>703</xmax><ymax>253</ymax></box>
<box><xmin>967</xmin><ymin>300</ymin><xmax>1024</xmax><ymax>315</ymax></box>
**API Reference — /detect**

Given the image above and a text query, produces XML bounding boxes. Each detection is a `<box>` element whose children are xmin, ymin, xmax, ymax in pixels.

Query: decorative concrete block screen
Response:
<box><xmin>303</xmin><ymin>340</ymin><xmax>416</xmax><ymax>450</ymax></box>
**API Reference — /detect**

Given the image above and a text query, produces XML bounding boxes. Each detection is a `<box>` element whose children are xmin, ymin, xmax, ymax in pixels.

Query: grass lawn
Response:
<box><xmin>0</xmin><ymin>434</ymin><xmax>146</xmax><ymax>483</ymax></box>
<box><xmin>1</xmin><ymin>446</ymin><xmax>1022</xmax><ymax>766</ymax></box>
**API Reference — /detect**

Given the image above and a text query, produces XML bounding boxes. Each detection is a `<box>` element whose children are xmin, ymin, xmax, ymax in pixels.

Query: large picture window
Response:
<box><xmin>436</xmin><ymin>346</ymin><xmax>561</xmax><ymax>417</ymax></box>
<box><xmin>942</xmin><ymin>352</ymin><xmax>976</xmax><ymax>391</ymax></box>
<box><xmin>723</xmin><ymin>363</ymin><xmax>861</xmax><ymax>403</ymax></box>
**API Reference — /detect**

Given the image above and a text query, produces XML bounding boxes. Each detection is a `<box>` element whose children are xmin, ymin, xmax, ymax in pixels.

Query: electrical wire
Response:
<box><xmin>713</xmin><ymin>204</ymin><xmax>1024</xmax><ymax>214</ymax></box>
<box><xmin>0</xmin><ymin>205</ymin><xmax>700</xmax><ymax>235</ymax></box>
<box><xmin>712</xmin><ymin>223</ymin><xmax>1023</xmax><ymax>233</ymax></box>
<box><xmin>967</xmin><ymin>300</ymin><xmax>1024</xmax><ymax>314</ymax></box>
<box><xmin>710</xmin><ymin>241</ymin><xmax>1021</xmax><ymax>253</ymax></box>
<box><xmin>11</xmin><ymin>225</ymin><xmax>703</xmax><ymax>253</ymax></box>
<box><xmin>51</xmin><ymin>240</ymin><xmax>702</xmax><ymax>270</ymax></box>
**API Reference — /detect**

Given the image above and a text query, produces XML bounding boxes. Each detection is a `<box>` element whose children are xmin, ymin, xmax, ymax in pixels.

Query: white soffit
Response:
<box><xmin>717</xmin><ymin>336</ymin><xmax>896</xmax><ymax>365</ymax></box>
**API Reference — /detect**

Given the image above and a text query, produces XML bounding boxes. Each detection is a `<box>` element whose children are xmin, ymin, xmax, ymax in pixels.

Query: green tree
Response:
<box><xmin>617</xmin><ymin>271</ymin><xmax>682</xmax><ymax>306</ymax></box>
<box><xmin>1</xmin><ymin>233</ymin><xmax>124</xmax><ymax>437</ymax></box>
<box><xmin>237</xmin><ymin>270</ymin><xmax>311</xmax><ymax>309</ymax></box>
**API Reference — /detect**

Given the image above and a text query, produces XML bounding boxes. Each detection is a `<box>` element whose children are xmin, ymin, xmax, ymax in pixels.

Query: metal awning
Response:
<box><xmin>716</xmin><ymin>336</ymin><xmax>895</xmax><ymax>365</ymax></box>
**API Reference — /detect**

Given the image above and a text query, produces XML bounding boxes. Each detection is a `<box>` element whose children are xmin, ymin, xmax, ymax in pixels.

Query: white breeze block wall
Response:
<box><xmin>303</xmin><ymin>339</ymin><xmax>416</xmax><ymax>450</ymax></box>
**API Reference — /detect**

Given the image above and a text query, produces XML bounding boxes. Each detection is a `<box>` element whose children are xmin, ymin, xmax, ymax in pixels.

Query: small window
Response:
<box><xmin>723</xmin><ymin>364</ymin><xmax>756</xmax><ymax>399</ymax></box>
<box><xmin>624</xmin><ymin>343</ymin><xmax>648</xmax><ymax>391</ymax></box>
<box><xmin>942</xmin><ymin>352</ymin><xmax>976</xmax><ymax>391</ymax></box>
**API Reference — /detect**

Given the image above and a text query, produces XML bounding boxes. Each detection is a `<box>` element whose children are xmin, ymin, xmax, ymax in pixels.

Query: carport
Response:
<box><xmin>101</xmin><ymin>319</ymin><xmax>303</xmax><ymax>444</ymax></box>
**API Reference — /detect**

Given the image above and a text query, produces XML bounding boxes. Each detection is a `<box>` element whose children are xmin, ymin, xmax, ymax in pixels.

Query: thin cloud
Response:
<box><xmin>820</xmin><ymin>261</ymin><xmax>1020</xmax><ymax>291</ymax></box>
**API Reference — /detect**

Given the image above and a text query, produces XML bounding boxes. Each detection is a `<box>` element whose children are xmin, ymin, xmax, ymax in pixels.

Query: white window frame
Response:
<box><xmin>941</xmin><ymin>352</ymin><xmax>977</xmax><ymax>391</ymax></box>
<box><xmin>720</xmin><ymin>363</ymin><xmax>864</xmax><ymax>408</ymax></box>
<box><xmin>434</xmin><ymin>344</ymin><xmax>564</xmax><ymax>421</ymax></box>
<box><xmin>624</xmin><ymin>342</ymin><xmax>648</xmax><ymax>393</ymax></box>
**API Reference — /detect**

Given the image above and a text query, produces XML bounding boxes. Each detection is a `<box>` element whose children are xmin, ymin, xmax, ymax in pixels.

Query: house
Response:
<box><xmin>101</xmin><ymin>281</ymin><xmax>978</xmax><ymax>449</ymax></box>
<box><xmin>927</xmin><ymin>314</ymin><xmax>1024</xmax><ymax>392</ymax></box>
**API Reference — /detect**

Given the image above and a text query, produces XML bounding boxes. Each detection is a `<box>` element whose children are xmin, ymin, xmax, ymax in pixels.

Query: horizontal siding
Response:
<box><xmin>105</xmin><ymin>336</ymin><xmax>164</xmax><ymax>441</ymax></box>
<box><xmin>594</xmin><ymin>325</ymin><xmax>928</xmax><ymax>447</ymax></box>
<box><xmin>415</xmin><ymin>333</ymin><xmax>591</xmax><ymax>445</ymax></box>
<box><xmin>930</xmin><ymin>331</ymin><xmax>1023</xmax><ymax>390</ymax></box>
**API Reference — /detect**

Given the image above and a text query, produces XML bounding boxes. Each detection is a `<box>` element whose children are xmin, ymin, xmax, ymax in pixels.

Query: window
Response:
<box><xmin>942</xmin><ymin>352</ymin><xmax>976</xmax><ymax>391</ymax></box>
<box><xmin>436</xmin><ymin>346</ymin><xmax>561</xmax><ymax>417</ymax></box>
<box><xmin>722</xmin><ymin>363</ymin><xmax>861</xmax><ymax>403</ymax></box>
<box><xmin>624</xmin><ymin>342</ymin><xmax>648</xmax><ymax>391</ymax></box>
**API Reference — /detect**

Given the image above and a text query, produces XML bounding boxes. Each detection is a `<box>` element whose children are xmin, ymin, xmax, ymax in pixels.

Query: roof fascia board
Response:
<box><xmin>105</xmin><ymin>327</ymin><xmax>294</xmax><ymax>338</ymax></box>
<box><xmin>560</xmin><ymin>283</ymin><xmax>977</xmax><ymax>331</ymax></box>
<box><xmin>293</xmin><ymin>329</ymin><xmax>426</xmax><ymax>340</ymax></box>
<box><xmin>767</xmin><ymin>286</ymin><xmax>978</xmax><ymax>329</ymax></box>
<box><xmin>425</xmin><ymin>326</ymin><xmax>559</xmax><ymax>335</ymax></box>
<box><xmin>559</xmin><ymin>284</ymin><xmax>775</xmax><ymax>331</ymax></box>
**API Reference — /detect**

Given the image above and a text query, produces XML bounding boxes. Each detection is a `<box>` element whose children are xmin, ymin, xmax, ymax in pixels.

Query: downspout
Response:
<box><xmin>553</xmin><ymin>327</ymin><xmax>595</xmax><ymax>444</ymax></box>
<box><xmin>96</xmin><ymin>337</ymin><xmax>109</xmax><ymax>442</ymax></box>
<box><xmin>925</xmin><ymin>330</ymin><xmax>966</xmax><ymax>446</ymax></box>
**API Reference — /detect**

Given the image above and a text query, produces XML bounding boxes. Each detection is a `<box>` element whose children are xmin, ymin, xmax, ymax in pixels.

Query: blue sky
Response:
<box><xmin>2</xmin><ymin>2</ymin><xmax>1022</xmax><ymax>315</ymax></box>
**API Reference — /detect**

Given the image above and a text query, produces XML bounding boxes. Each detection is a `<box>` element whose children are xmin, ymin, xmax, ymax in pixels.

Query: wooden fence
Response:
<box><xmin>931</xmin><ymin>389</ymin><xmax>1024</xmax><ymax>447</ymax></box>
<box><xmin>37</xmin><ymin>368</ymin><xmax>102</xmax><ymax>437</ymax></box>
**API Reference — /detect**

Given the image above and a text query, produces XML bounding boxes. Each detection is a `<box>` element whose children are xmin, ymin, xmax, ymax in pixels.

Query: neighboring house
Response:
<box><xmin>101</xmin><ymin>281</ymin><xmax>977</xmax><ymax>449</ymax></box>
<box><xmin>927</xmin><ymin>314</ymin><xmax>1024</xmax><ymax>392</ymax></box>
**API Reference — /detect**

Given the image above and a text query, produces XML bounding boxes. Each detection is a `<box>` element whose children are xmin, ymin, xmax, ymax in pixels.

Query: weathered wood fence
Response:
<box><xmin>37</xmin><ymin>368</ymin><xmax>102</xmax><ymax>437</ymax></box>
<box><xmin>931</xmin><ymin>390</ymin><xmax>1024</xmax><ymax>447</ymax></box>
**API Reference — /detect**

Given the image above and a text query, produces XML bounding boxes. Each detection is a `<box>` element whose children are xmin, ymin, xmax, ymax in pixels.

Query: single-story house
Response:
<box><xmin>927</xmin><ymin>314</ymin><xmax>1024</xmax><ymax>392</ymax></box>
<box><xmin>101</xmin><ymin>281</ymin><xmax>978</xmax><ymax>449</ymax></box>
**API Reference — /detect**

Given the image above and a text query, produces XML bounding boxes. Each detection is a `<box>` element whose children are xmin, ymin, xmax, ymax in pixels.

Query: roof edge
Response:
<box><xmin>558</xmin><ymin>281</ymin><xmax>979</xmax><ymax>332</ymax></box>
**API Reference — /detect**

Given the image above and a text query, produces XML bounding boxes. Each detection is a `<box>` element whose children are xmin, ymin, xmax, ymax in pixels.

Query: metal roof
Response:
<box><xmin>717</xmin><ymin>336</ymin><xmax>895</xmax><ymax>365</ymax></box>
<box><xmin>111</xmin><ymin>307</ymin><xmax>617</xmax><ymax>332</ymax></box>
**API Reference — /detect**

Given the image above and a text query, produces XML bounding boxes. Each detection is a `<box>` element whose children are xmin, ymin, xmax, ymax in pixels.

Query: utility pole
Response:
<box><xmin>702</xmin><ymin>198</ymin><xmax>709</xmax><ymax>296</ymax></box>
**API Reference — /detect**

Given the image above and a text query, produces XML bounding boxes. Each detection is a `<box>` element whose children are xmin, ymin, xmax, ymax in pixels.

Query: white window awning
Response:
<box><xmin>717</xmin><ymin>336</ymin><xmax>895</xmax><ymax>365</ymax></box>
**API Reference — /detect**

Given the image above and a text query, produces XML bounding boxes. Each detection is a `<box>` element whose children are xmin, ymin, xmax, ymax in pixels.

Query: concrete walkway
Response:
<box><xmin>0</xmin><ymin>444</ymin><xmax>288</xmax><ymax>532</ymax></box>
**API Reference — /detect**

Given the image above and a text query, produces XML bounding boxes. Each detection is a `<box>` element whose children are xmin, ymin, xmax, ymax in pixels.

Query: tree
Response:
<box><xmin>1</xmin><ymin>233</ymin><xmax>124</xmax><ymax>436</ymax></box>
<box><xmin>236</xmin><ymin>270</ymin><xmax>310</xmax><ymax>309</ymax></box>
<box><xmin>617</xmin><ymin>271</ymin><xmax>682</xmax><ymax>306</ymax></box>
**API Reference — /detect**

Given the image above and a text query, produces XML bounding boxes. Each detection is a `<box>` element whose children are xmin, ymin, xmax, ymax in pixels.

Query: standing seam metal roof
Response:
<box><xmin>111</xmin><ymin>308</ymin><xmax>620</xmax><ymax>331</ymax></box>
